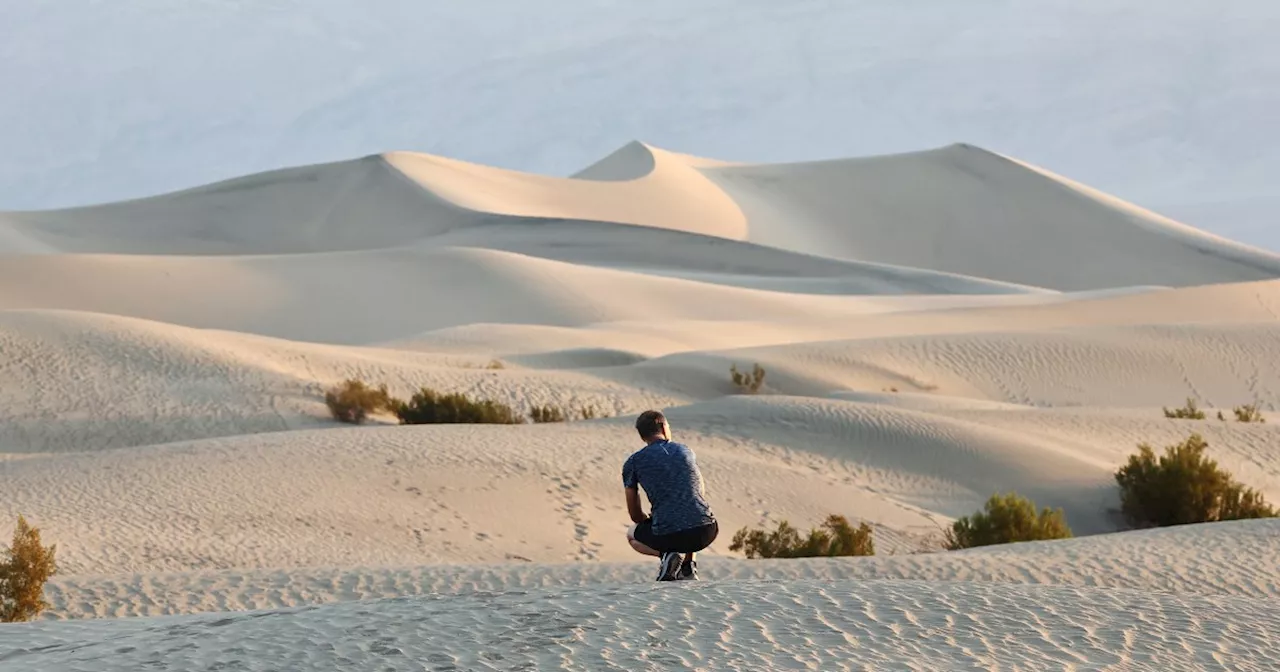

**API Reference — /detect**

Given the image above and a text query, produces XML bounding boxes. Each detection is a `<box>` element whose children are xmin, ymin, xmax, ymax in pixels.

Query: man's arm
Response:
<box><xmin>624</xmin><ymin>486</ymin><xmax>648</xmax><ymax>524</ymax></box>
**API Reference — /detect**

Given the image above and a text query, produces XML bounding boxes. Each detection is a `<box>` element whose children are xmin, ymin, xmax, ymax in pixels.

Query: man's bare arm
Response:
<box><xmin>624</xmin><ymin>486</ymin><xmax>648</xmax><ymax>524</ymax></box>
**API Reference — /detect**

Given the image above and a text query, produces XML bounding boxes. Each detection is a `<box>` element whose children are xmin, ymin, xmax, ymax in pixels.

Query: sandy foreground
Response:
<box><xmin>2</xmin><ymin>143</ymin><xmax>1280</xmax><ymax>669</ymax></box>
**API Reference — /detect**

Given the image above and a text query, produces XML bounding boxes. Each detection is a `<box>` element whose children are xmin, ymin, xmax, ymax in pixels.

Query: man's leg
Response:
<box><xmin>630</xmin><ymin>522</ymin><xmax>683</xmax><ymax>580</ymax></box>
<box><xmin>626</xmin><ymin>523</ymin><xmax>661</xmax><ymax>557</ymax></box>
<box><xmin>678</xmin><ymin>522</ymin><xmax>718</xmax><ymax>580</ymax></box>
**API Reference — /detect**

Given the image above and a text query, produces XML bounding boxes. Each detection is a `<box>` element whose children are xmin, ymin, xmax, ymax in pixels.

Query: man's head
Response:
<box><xmin>635</xmin><ymin>410</ymin><xmax>670</xmax><ymax>443</ymax></box>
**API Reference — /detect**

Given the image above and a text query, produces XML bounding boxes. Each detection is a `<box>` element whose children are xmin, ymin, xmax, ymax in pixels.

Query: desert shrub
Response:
<box><xmin>729</xmin><ymin>514</ymin><xmax>874</xmax><ymax>558</ymax></box>
<box><xmin>944</xmin><ymin>492</ymin><xmax>1072</xmax><ymax>550</ymax></box>
<box><xmin>730</xmin><ymin>363</ymin><xmax>766</xmax><ymax>394</ymax></box>
<box><xmin>529</xmin><ymin>404</ymin><xmax>568</xmax><ymax>423</ymax></box>
<box><xmin>1233</xmin><ymin>404</ymin><xmax>1266</xmax><ymax>423</ymax></box>
<box><xmin>529</xmin><ymin>404</ymin><xmax>609</xmax><ymax>422</ymax></box>
<box><xmin>1115</xmin><ymin>433</ymin><xmax>1276</xmax><ymax>528</ymax></box>
<box><xmin>324</xmin><ymin>379</ymin><xmax>395</xmax><ymax>424</ymax></box>
<box><xmin>1163</xmin><ymin>397</ymin><xmax>1206</xmax><ymax>420</ymax></box>
<box><xmin>394</xmin><ymin>387</ymin><xmax>524</xmax><ymax>425</ymax></box>
<box><xmin>0</xmin><ymin>515</ymin><xmax>59</xmax><ymax>623</ymax></box>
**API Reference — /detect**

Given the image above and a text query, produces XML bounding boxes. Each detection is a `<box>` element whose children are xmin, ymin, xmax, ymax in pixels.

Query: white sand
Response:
<box><xmin>2</xmin><ymin>143</ymin><xmax>1279</xmax><ymax>669</ymax></box>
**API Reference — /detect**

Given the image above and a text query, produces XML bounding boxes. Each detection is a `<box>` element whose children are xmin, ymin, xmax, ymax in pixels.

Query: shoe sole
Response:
<box><xmin>657</xmin><ymin>553</ymin><xmax>682</xmax><ymax>581</ymax></box>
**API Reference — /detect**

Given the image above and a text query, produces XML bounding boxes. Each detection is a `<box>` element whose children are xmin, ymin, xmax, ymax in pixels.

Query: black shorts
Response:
<box><xmin>632</xmin><ymin>519</ymin><xmax>719</xmax><ymax>553</ymax></box>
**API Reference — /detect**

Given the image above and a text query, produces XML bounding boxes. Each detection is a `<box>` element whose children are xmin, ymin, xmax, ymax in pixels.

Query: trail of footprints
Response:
<box><xmin>545</xmin><ymin>471</ymin><xmax>603</xmax><ymax>561</ymax></box>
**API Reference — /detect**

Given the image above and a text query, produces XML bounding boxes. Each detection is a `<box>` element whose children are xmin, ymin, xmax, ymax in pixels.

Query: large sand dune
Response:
<box><xmin>3</xmin><ymin>142</ymin><xmax>1279</xmax><ymax>669</ymax></box>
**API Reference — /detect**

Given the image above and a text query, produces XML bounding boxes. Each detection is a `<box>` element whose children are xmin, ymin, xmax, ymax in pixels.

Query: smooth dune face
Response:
<box><xmin>3</xmin><ymin>141</ymin><xmax>1280</xmax><ymax>669</ymax></box>
<box><xmin>704</xmin><ymin>144</ymin><xmax>1280</xmax><ymax>289</ymax></box>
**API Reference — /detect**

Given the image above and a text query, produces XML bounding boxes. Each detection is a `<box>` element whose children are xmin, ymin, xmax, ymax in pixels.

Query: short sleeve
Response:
<box><xmin>622</xmin><ymin>453</ymin><xmax>638</xmax><ymax>488</ymax></box>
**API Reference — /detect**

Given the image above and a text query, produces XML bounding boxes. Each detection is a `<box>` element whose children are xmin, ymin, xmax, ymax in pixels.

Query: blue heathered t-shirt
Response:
<box><xmin>622</xmin><ymin>439</ymin><xmax>715</xmax><ymax>535</ymax></box>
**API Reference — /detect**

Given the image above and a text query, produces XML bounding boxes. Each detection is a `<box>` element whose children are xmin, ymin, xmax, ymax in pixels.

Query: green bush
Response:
<box><xmin>1163</xmin><ymin>398</ymin><xmax>1206</xmax><ymax>420</ymax></box>
<box><xmin>729</xmin><ymin>514</ymin><xmax>874</xmax><ymax>558</ymax></box>
<box><xmin>323</xmin><ymin>379</ymin><xmax>395</xmax><ymax>424</ymax></box>
<box><xmin>944</xmin><ymin>492</ymin><xmax>1073</xmax><ymax>550</ymax></box>
<box><xmin>1115</xmin><ymin>433</ymin><xmax>1276</xmax><ymax>527</ymax></box>
<box><xmin>394</xmin><ymin>387</ymin><xmax>525</xmax><ymax>425</ymax></box>
<box><xmin>730</xmin><ymin>363</ymin><xmax>766</xmax><ymax>394</ymax></box>
<box><xmin>1</xmin><ymin>515</ymin><xmax>58</xmax><ymax>623</ymax></box>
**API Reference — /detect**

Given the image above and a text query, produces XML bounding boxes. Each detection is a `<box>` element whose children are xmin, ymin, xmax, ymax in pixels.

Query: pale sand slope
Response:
<box><xmin>5</xmin><ymin>395</ymin><xmax>1279</xmax><ymax>575</ymax></box>
<box><xmin>702</xmin><ymin>143</ymin><xmax>1280</xmax><ymax>290</ymax></box>
<box><xmin>0</xmin><ymin>143</ymin><xmax>746</xmax><ymax>256</ymax></box>
<box><xmin>3</xmin><ymin>279</ymin><xmax>1279</xmax><ymax>454</ymax></box>
<box><xmin>0</xmin><ymin>234</ymin><xmax>1046</xmax><ymax>346</ymax></box>
<box><xmin>4</xmin><ymin>142</ymin><xmax>1280</xmax><ymax>291</ymax></box>
<box><xmin>38</xmin><ymin>518</ymin><xmax>1280</xmax><ymax>620</ymax></box>
<box><xmin>9</xmin><ymin>581</ymin><xmax>1279</xmax><ymax>671</ymax></box>
<box><xmin>10</xmin><ymin>522</ymin><xmax>1280</xmax><ymax>670</ymax></box>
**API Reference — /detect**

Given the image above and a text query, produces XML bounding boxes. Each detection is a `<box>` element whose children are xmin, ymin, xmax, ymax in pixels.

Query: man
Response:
<box><xmin>622</xmin><ymin>410</ymin><xmax>719</xmax><ymax>581</ymax></box>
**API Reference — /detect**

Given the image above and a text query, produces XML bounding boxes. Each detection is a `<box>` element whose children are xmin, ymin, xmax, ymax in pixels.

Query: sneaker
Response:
<box><xmin>677</xmin><ymin>556</ymin><xmax>698</xmax><ymax>581</ymax></box>
<box><xmin>656</xmin><ymin>551</ymin><xmax>682</xmax><ymax>581</ymax></box>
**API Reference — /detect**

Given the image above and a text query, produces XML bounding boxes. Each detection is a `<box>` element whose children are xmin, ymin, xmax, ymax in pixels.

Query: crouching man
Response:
<box><xmin>622</xmin><ymin>410</ymin><xmax>719</xmax><ymax>581</ymax></box>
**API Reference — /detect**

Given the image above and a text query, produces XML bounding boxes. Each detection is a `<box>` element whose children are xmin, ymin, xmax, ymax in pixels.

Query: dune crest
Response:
<box><xmin>703</xmin><ymin>143</ymin><xmax>1280</xmax><ymax>289</ymax></box>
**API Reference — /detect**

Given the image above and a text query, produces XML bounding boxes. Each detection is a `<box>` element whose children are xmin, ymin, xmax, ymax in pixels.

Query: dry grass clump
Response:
<box><xmin>323</xmin><ymin>377</ymin><xmax>614</xmax><ymax>426</ymax></box>
<box><xmin>1</xmin><ymin>515</ymin><xmax>58</xmax><ymax>623</ymax></box>
<box><xmin>1163</xmin><ymin>397</ymin><xmax>1206</xmax><ymax>420</ymax></box>
<box><xmin>324</xmin><ymin>379</ymin><xmax>395</xmax><ymax>424</ymax></box>
<box><xmin>1228</xmin><ymin>403</ymin><xmax>1266</xmax><ymax>423</ymax></box>
<box><xmin>530</xmin><ymin>404</ymin><xmax>609</xmax><ymax>423</ymax></box>
<box><xmin>729</xmin><ymin>514</ymin><xmax>874</xmax><ymax>558</ymax></box>
<box><xmin>529</xmin><ymin>404</ymin><xmax>567</xmax><ymax>423</ymax></box>
<box><xmin>394</xmin><ymin>388</ymin><xmax>526</xmax><ymax>425</ymax></box>
<box><xmin>730</xmin><ymin>363</ymin><xmax>766</xmax><ymax>394</ymax></box>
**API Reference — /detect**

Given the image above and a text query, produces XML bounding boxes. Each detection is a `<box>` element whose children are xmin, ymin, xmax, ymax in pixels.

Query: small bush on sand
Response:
<box><xmin>529</xmin><ymin>404</ymin><xmax>568</xmax><ymax>423</ymax></box>
<box><xmin>730</xmin><ymin>363</ymin><xmax>766</xmax><ymax>394</ymax></box>
<box><xmin>394</xmin><ymin>388</ymin><xmax>525</xmax><ymax>425</ymax></box>
<box><xmin>1115</xmin><ymin>433</ymin><xmax>1276</xmax><ymax>528</ymax></box>
<box><xmin>1163</xmin><ymin>398</ymin><xmax>1206</xmax><ymax>420</ymax></box>
<box><xmin>1232</xmin><ymin>404</ymin><xmax>1266</xmax><ymax>424</ymax></box>
<box><xmin>729</xmin><ymin>514</ymin><xmax>874</xmax><ymax>558</ymax></box>
<box><xmin>530</xmin><ymin>403</ymin><xmax>610</xmax><ymax>423</ymax></box>
<box><xmin>944</xmin><ymin>492</ymin><xmax>1073</xmax><ymax>550</ymax></box>
<box><xmin>1</xmin><ymin>515</ymin><xmax>58</xmax><ymax>623</ymax></box>
<box><xmin>324</xmin><ymin>379</ymin><xmax>395</xmax><ymax>424</ymax></box>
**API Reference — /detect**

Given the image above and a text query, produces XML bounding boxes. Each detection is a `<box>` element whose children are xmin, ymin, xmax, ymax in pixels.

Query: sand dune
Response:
<box><xmin>0</xmin><ymin>143</ymin><xmax>745</xmax><ymax>256</ymax></box>
<box><xmin>0</xmin><ymin>237</ymin><xmax>1044</xmax><ymax>346</ymax></box>
<box><xmin>6</xmin><ymin>142</ymin><xmax>1280</xmax><ymax>291</ymax></box>
<box><xmin>33</xmin><ymin>518</ymin><xmax>1280</xmax><ymax>619</ymax></box>
<box><xmin>6</xmin><ymin>276</ymin><xmax>1280</xmax><ymax>455</ymax></box>
<box><xmin>705</xmin><ymin>144</ymin><xmax>1280</xmax><ymax>289</ymax></box>
<box><xmin>0</xmin><ymin>157</ymin><xmax>457</xmax><ymax>255</ymax></box>
<box><xmin>3</xmin><ymin>141</ymin><xmax>1280</xmax><ymax>668</ymax></box>
<box><xmin>13</xmin><ymin>521</ymin><xmax>1280</xmax><ymax>670</ymax></box>
<box><xmin>11</xmin><ymin>578</ymin><xmax>1279</xmax><ymax>671</ymax></box>
<box><xmin>4</xmin><ymin>371</ymin><xmax>1278</xmax><ymax>573</ymax></box>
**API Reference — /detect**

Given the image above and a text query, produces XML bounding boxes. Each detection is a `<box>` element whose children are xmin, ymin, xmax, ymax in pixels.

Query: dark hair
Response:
<box><xmin>635</xmin><ymin>410</ymin><xmax>666</xmax><ymax>439</ymax></box>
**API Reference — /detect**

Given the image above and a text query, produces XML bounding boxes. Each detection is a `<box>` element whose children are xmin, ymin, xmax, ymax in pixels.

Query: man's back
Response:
<box><xmin>622</xmin><ymin>439</ymin><xmax>715</xmax><ymax>535</ymax></box>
